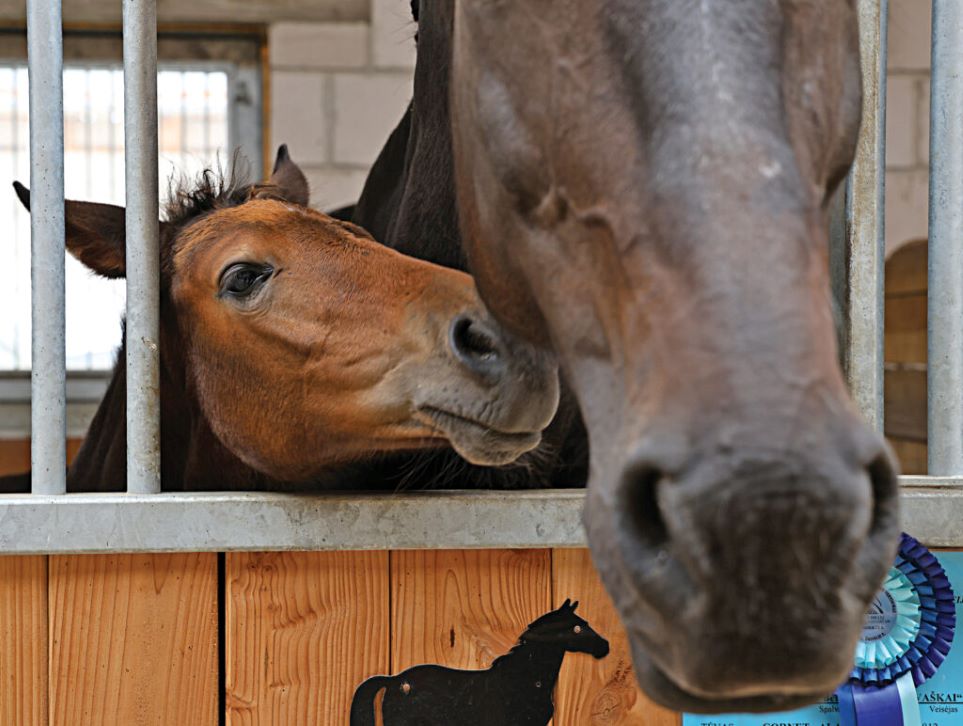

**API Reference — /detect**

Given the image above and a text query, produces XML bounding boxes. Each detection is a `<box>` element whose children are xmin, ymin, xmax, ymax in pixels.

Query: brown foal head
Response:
<box><xmin>15</xmin><ymin>148</ymin><xmax>559</xmax><ymax>482</ymax></box>
<box><xmin>447</xmin><ymin>0</ymin><xmax>899</xmax><ymax>712</ymax></box>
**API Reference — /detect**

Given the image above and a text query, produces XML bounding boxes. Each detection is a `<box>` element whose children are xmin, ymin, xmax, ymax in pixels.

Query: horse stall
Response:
<box><xmin>2</xmin><ymin>0</ymin><xmax>963</xmax><ymax>725</ymax></box>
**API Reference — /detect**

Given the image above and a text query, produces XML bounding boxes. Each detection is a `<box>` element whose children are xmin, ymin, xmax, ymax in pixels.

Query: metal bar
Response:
<box><xmin>928</xmin><ymin>0</ymin><xmax>963</xmax><ymax>475</ymax></box>
<box><xmin>0</xmin><ymin>486</ymin><xmax>958</xmax><ymax>554</ymax></box>
<box><xmin>11</xmin><ymin>68</ymin><xmax>22</xmax><ymax>367</ymax></box>
<box><xmin>836</xmin><ymin>0</ymin><xmax>888</xmax><ymax>431</ymax></box>
<box><xmin>27</xmin><ymin>0</ymin><xmax>66</xmax><ymax>495</ymax></box>
<box><xmin>123</xmin><ymin>0</ymin><xmax>161</xmax><ymax>493</ymax></box>
<box><xmin>0</xmin><ymin>490</ymin><xmax>589</xmax><ymax>554</ymax></box>
<box><xmin>899</xmin><ymin>475</ymin><xmax>963</xmax><ymax>488</ymax></box>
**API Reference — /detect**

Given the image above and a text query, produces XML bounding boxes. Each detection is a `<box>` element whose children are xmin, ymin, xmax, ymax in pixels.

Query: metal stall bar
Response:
<box><xmin>928</xmin><ymin>1</ymin><xmax>963</xmax><ymax>476</ymax></box>
<box><xmin>27</xmin><ymin>0</ymin><xmax>66</xmax><ymax>495</ymax></box>
<box><xmin>123</xmin><ymin>0</ymin><xmax>161</xmax><ymax>493</ymax></box>
<box><xmin>834</xmin><ymin>0</ymin><xmax>888</xmax><ymax>432</ymax></box>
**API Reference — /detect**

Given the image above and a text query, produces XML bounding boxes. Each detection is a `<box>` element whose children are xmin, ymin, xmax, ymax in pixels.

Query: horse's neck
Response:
<box><xmin>66</xmin><ymin>340</ymin><xmax>270</xmax><ymax>492</ymax></box>
<box><xmin>490</xmin><ymin>642</ymin><xmax>567</xmax><ymax>692</ymax></box>
<box><xmin>352</xmin><ymin>99</ymin><xmax>465</xmax><ymax>272</ymax></box>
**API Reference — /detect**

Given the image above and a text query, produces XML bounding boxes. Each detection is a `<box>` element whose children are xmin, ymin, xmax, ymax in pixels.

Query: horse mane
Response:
<box><xmin>163</xmin><ymin>152</ymin><xmax>265</xmax><ymax>232</ymax></box>
<box><xmin>490</xmin><ymin>608</ymin><xmax>573</xmax><ymax>667</ymax></box>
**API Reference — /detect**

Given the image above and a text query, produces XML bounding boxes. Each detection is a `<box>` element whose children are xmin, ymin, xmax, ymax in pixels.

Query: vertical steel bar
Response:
<box><xmin>12</xmin><ymin>68</ymin><xmax>22</xmax><ymax>367</ymax></box>
<box><xmin>928</xmin><ymin>1</ymin><xmax>963</xmax><ymax>475</ymax></box>
<box><xmin>837</xmin><ymin>0</ymin><xmax>888</xmax><ymax>432</ymax></box>
<box><xmin>123</xmin><ymin>0</ymin><xmax>161</xmax><ymax>493</ymax></box>
<box><xmin>27</xmin><ymin>0</ymin><xmax>66</xmax><ymax>494</ymax></box>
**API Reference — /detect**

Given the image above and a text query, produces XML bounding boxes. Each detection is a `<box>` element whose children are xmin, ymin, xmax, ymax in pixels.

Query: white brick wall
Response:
<box><xmin>267</xmin><ymin>0</ymin><xmax>415</xmax><ymax>213</ymax></box>
<box><xmin>265</xmin><ymin>2</ymin><xmax>931</xmax><ymax>253</ymax></box>
<box><xmin>332</xmin><ymin>73</ymin><xmax>413</xmax><ymax>165</ymax></box>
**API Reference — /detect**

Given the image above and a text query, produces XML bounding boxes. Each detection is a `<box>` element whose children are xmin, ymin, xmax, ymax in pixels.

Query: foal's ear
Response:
<box><xmin>265</xmin><ymin>144</ymin><xmax>310</xmax><ymax>207</ymax></box>
<box><xmin>14</xmin><ymin>181</ymin><xmax>128</xmax><ymax>278</ymax></box>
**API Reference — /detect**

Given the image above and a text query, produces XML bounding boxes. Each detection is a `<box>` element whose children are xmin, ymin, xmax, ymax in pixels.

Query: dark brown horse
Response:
<box><xmin>5</xmin><ymin>147</ymin><xmax>559</xmax><ymax>492</ymax></box>
<box><xmin>351</xmin><ymin>0</ymin><xmax>900</xmax><ymax>713</ymax></box>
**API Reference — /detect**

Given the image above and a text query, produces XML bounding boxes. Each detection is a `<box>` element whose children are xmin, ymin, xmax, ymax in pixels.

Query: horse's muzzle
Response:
<box><xmin>585</xmin><ymin>419</ymin><xmax>901</xmax><ymax>712</ymax></box>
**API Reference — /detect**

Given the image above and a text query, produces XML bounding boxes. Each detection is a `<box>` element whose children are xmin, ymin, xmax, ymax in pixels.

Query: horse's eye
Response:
<box><xmin>573</xmin><ymin>625</ymin><xmax>582</xmax><ymax>634</ymax></box>
<box><xmin>219</xmin><ymin>263</ymin><xmax>272</xmax><ymax>299</ymax></box>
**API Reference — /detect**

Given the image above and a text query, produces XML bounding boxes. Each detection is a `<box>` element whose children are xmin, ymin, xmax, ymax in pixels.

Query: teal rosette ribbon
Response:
<box><xmin>837</xmin><ymin>533</ymin><xmax>955</xmax><ymax>726</ymax></box>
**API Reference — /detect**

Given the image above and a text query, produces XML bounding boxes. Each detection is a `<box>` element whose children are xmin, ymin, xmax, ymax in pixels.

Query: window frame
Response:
<box><xmin>0</xmin><ymin>25</ymin><xmax>265</xmax><ymax>431</ymax></box>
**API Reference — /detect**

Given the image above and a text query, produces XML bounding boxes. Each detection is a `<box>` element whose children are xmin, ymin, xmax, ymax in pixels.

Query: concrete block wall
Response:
<box><xmin>886</xmin><ymin>1</ymin><xmax>931</xmax><ymax>255</ymax></box>
<box><xmin>268</xmin><ymin>0</ymin><xmax>415</xmax><ymax>211</ymax></box>
<box><xmin>266</xmin><ymin>1</ymin><xmax>930</xmax><ymax>250</ymax></box>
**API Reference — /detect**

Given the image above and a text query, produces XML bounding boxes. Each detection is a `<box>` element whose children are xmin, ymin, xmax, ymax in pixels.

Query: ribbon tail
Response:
<box><xmin>896</xmin><ymin>673</ymin><xmax>922</xmax><ymax>726</ymax></box>
<box><xmin>852</xmin><ymin>682</ymin><xmax>905</xmax><ymax>726</ymax></box>
<box><xmin>837</xmin><ymin>684</ymin><xmax>857</xmax><ymax>726</ymax></box>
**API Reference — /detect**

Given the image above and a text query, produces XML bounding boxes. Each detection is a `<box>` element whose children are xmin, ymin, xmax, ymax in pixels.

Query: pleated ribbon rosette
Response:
<box><xmin>837</xmin><ymin>533</ymin><xmax>956</xmax><ymax>726</ymax></box>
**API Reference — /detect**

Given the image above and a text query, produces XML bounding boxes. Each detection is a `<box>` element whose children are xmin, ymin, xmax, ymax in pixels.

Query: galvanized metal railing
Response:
<box><xmin>122</xmin><ymin>0</ymin><xmax>161</xmax><ymax>494</ymax></box>
<box><xmin>2</xmin><ymin>0</ymin><xmax>963</xmax><ymax>554</ymax></box>
<box><xmin>928</xmin><ymin>0</ymin><xmax>963</xmax><ymax>477</ymax></box>
<box><xmin>27</xmin><ymin>0</ymin><xmax>66</xmax><ymax>495</ymax></box>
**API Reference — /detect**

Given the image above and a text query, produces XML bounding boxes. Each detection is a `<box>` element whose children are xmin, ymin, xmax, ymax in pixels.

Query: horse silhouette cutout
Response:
<box><xmin>350</xmin><ymin>599</ymin><xmax>609</xmax><ymax>725</ymax></box>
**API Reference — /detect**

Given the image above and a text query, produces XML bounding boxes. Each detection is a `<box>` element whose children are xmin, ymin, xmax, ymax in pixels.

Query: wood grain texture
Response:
<box><xmin>884</xmin><ymin>238</ymin><xmax>927</xmax><ymax>474</ymax></box>
<box><xmin>225</xmin><ymin>551</ymin><xmax>389</xmax><ymax>726</ymax></box>
<box><xmin>49</xmin><ymin>553</ymin><xmax>218</xmax><ymax>726</ymax></box>
<box><xmin>390</xmin><ymin>549</ymin><xmax>551</xmax><ymax>672</ymax></box>
<box><xmin>553</xmin><ymin>549</ymin><xmax>680</xmax><ymax>726</ymax></box>
<box><xmin>891</xmin><ymin>439</ymin><xmax>927</xmax><ymax>476</ymax></box>
<box><xmin>0</xmin><ymin>556</ymin><xmax>47</xmax><ymax>726</ymax></box>
<box><xmin>884</xmin><ymin>294</ymin><xmax>926</xmax><ymax>364</ymax></box>
<box><xmin>885</xmin><ymin>239</ymin><xmax>927</xmax><ymax>296</ymax></box>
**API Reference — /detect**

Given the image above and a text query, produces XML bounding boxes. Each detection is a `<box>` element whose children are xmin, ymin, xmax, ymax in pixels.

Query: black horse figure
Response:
<box><xmin>350</xmin><ymin>600</ymin><xmax>609</xmax><ymax>726</ymax></box>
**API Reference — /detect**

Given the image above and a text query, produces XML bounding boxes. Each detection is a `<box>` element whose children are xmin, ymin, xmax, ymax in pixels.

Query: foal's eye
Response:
<box><xmin>219</xmin><ymin>263</ymin><xmax>273</xmax><ymax>299</ymax></box>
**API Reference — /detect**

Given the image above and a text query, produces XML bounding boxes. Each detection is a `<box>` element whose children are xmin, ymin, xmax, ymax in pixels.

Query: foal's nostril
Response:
<box><xmin>449</xmin><ymin>315</ymin><xmax>505</xmax><ymax>380</ymax></box>
<box><xmin>622</xmin><ymin>463</ymin><xmax>670</xmax><ymax>551</ymax></box>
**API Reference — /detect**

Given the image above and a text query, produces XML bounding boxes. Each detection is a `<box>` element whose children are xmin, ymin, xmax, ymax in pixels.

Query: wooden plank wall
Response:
<box><xmin>0</xmin><ymin>548</ymin><xmax>677</xmax><ymax>725</ymax></box>
<box><xmin>884</xmin><ymin>238</ymin><xmax>927</xmax><ymax>474</ymax></box>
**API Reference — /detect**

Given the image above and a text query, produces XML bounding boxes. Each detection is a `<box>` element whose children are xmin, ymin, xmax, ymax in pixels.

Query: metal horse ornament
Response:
<box><xmin>350</xmin><ymin>0</ymin><xmax>901</xmax><ymax>713</ymax></box>
<box><xmin>350</xmin><ymin>600</ymin><xmax>609</xmax><ymax>726</ymax></box>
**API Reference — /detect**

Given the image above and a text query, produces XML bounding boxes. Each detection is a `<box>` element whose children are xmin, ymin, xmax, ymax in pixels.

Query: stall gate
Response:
<box><xmin>2</xmin><ymin>0</ymin><xmax>963</xmax><ymax>724</ymax></box>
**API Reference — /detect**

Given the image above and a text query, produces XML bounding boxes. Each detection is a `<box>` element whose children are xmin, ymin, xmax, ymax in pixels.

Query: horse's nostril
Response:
<box><xmin>866</xmin><ymin>451</ymin><xmax>898</xmax><ymax>532</ymax></box>
<box><xmin>449</xmin><ymin>315</ymin><xmax>504</xmax><ymax>379</ymax></box>
<box><xmin>623</xmin><ymin>463</ymin><xmax>669</xmax><ymax>550</ymax></box>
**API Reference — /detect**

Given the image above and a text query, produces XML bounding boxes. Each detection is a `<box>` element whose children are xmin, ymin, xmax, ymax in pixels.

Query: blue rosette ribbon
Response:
<box><xmin>837</xmin><ymin>533</ymin><xmax>955</xmax><ymax>726</ymax></box>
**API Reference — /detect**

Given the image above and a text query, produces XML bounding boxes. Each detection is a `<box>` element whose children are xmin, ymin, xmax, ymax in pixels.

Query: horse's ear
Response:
<box><xmin>561</xmin><ymin>598</ymin><xmax>571</xmax><ymax>609</ymax></box>
<box><xmin>571</xmin><ymin>600</ymin><xmax>579</xmax><ymax>611</ymax></box>
<box><xmin>14</xmin><ymin>181</ymin><xmax>128</xmax><ymax>278</ymax></box>
<box><xmin>265</xmin><ymin>144</ymin><xmax>309</xmax><ymax>207</ymax></box>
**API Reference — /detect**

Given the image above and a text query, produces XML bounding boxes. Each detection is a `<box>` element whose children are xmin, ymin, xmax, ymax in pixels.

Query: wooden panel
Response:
<box><xmin>0</xmin><ymin>440</ymin><xmax>29</xmax><ymax>477</ymax></box>
<box><xmin>0</xmin><ymin>556</ymin><xmax>47</xmax><ymax>726</ymax></box>
<box><xmin>390</xmin><ymin>549</ymin><xmax>551</xmax><ymax>672</ymax></box>
<box><xmin>553</xmin><ymin>549</ymin><xmax>680</xmax><ymax>726</ymax></box>
<box><xmin>885</xmin><ymin>239</ymin><xmax>927</xmax><ymax>296</ymax></box>
<box><xmin>225</xmin><ymin>551</ymin><xmax>389</xmax><ymax>726</ymax></box>
<box><xmin>49</xmin><ymin>553</ymin><xmax>218</xmax><ymax>726</ymax></box>
<box><xmin>0</xmin><ymin>437</ymin><xmax>84</xmax><ymax>477</ymax></box>
<box><xmin>885</xmin><ymin>367</ymin><xmax>926</xmax><ymax>441</ymax></box>
<box><xmin>891</xmin><ymin>438</ymin><xmax>927</xmax><ymax>476</ymax></box>
<box><xmin>884</xmin><ymin>293</ymin><xmax>927</xmax><ymax>363</ymax></box>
